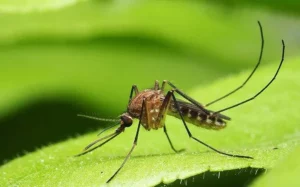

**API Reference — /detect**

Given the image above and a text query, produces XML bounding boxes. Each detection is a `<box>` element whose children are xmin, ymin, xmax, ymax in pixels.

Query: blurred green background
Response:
<box><xmin>0</xmin><ymin>0</ymin><xmax>300</xmax><ymax>186</ymax></box>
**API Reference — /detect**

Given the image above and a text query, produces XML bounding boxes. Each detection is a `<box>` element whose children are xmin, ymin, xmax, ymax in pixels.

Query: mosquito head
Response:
<box><xmin>120</xmin><ymin>113</ymin><xmax>133</xmax><ymax>128</ymax></box>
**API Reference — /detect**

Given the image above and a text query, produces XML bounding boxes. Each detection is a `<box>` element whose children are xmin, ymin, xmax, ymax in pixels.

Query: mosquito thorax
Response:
<box><xmin>120</xmin><ymin>114</ymin><xmax>133</xmax><ymax>127</ymax></box>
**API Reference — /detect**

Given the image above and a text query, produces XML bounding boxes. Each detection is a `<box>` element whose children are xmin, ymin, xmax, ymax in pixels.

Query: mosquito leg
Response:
<box><xmin>106</xmin><ymin>98</ymin><xmax>145</xmax><ymax>183</ymax></box>
<box><xmin>161</xmin><ymin>80</ymin><xmax>167</xmax><ymax>92</ymax></box>
<box><xmin>205</xmin><ymin>21</ymin><xmax>264</xmax><ymax>107</ymax></box>
<box><xmin>215</xmin><ymin>39</ymin><xmax>285</xmax><ymax>114</ymax></box>
<box><xmin>154</xmin><ymin>80</ymin><xmax>160</xmax><ymax>90</ymax></box>
<box><xmin>163</xmin><ymin>125</ymin><xmax>185</xmax><ymax>153</ymax></box>
<box><xmin>170</xmin><ymin>90</ymin><xmax>253</xmax><ymax>159</ymax></box>
<box><xmin>74</xmin><ymin>133</ymin><xmax>121</xmax><ymax>157</ymax></box>
<box><xmin>164</xmin><ymin>81</ymin><xmax>210</xmax><ymax>115</ymax></box>
<box><xmin>128</xmin><ymin>85</ymin><xmax>139</xmax><ymax>104</ymax></box>
<box><xmin>155</xmin><ymin>90</ymin><xmax>183</xmax><ymax>153</ymax></box>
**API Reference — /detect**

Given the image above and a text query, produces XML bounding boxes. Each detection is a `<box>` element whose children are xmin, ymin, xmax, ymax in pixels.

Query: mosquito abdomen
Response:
<box><xmin>168</xmin><ymin>101</ymin><xmax>227</xmax><ymax>130</ymax></box>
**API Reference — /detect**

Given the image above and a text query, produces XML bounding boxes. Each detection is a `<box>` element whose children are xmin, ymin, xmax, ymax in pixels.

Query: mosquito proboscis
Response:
<box><xmin>75</xmin><ymin>21</ymin><xmax>285</xmax><ymax>183</ymax></box>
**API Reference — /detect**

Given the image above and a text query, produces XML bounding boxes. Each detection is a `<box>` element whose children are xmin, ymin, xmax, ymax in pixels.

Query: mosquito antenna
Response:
<box><xmin>215</xmin><ymin>39</ymin><xmax>285</xmax><ymax>114</ymax></box>
<box><xmin>97</xmin><ymin>121</ymin><xmax>120</xmax><ymax>136</ymax></box>
<box><xmin>206</xmin><ymin>21</ymin><xmax>264</xmax><ymax>107</ymax></box>
<box><xmin>77</xmin><ymin>114</ymin><xmax>119</xmax><ymax>122</ymax></box>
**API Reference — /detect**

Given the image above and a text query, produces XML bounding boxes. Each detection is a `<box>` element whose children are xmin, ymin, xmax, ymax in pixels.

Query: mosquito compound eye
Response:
<box><xmin>121</xmin><ymin>115</ymin><xmax>133</xmax><ymax>127</ymax></box>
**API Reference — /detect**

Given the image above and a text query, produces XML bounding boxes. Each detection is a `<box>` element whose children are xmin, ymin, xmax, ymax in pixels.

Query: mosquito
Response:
<box><xmin>75</xmin><ymin>21</ymin><xmax>285</xmax><ymax>183</ymax></box>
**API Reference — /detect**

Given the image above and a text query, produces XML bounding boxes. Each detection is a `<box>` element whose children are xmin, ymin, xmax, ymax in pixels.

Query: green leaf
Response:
<box><xmin>1</xmin><ymin>55</ymin><xmax>299</xmax><ymax>186</ymax></box>
<box><xmin>252</xmin><ymin>146</ymin><xmax>300</xmax><ymax>186</ymax></box>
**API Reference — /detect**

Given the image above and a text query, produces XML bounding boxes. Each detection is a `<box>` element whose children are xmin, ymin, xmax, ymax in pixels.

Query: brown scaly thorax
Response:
<box><xmin>127</xmin><ymin>89</ymin><xmax>166</xmax><ymax>130</ymax></box>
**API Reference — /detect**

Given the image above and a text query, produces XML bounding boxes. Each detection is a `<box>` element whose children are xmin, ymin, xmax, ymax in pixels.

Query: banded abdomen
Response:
<box><xmin>167</xmin><ymin>100</ymin><xmax>229</xmax><ymax>130</ymax></box>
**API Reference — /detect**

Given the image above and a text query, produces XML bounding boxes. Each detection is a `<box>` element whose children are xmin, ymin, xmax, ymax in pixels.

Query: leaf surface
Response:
<box><xmin>1</xmin><ymin>57</ymin><xmax>299</xmax><ymax>186</ymax></box>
